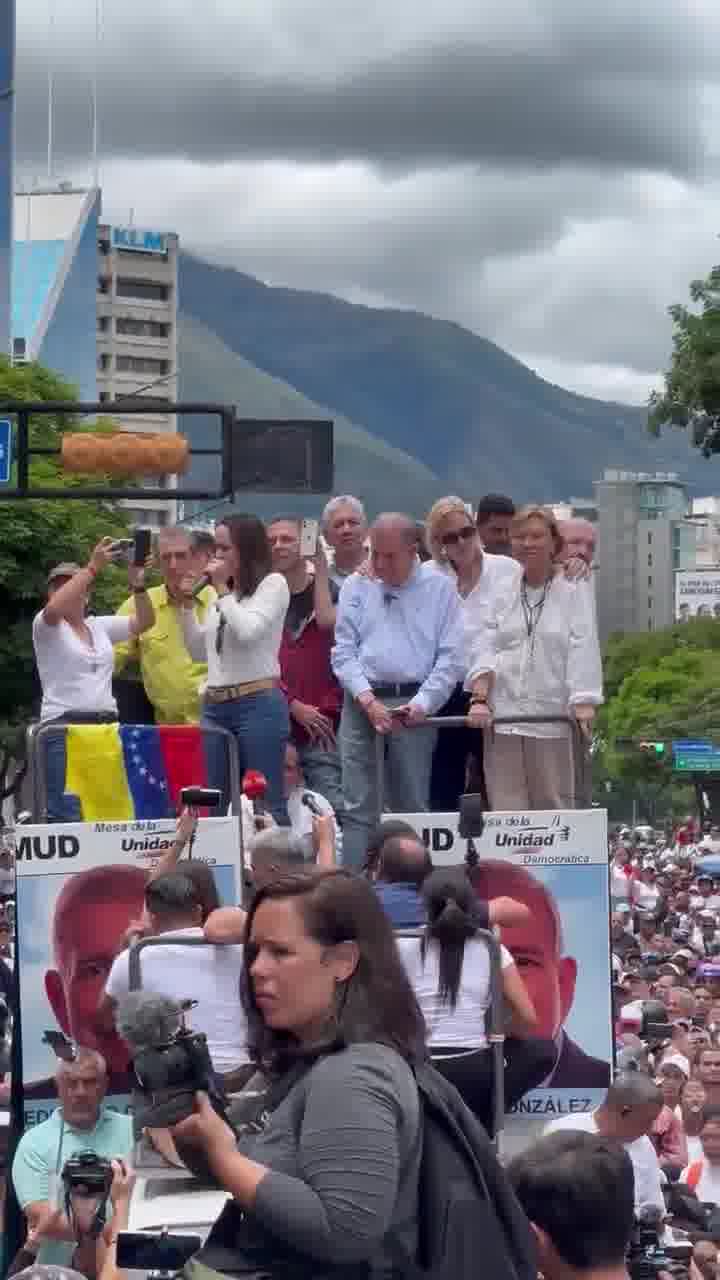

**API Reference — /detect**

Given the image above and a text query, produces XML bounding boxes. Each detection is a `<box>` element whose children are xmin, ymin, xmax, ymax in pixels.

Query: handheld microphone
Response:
<box><xmin>301</xmin><ymin>792</ymin><xmax>324</xmax><ymax>818</ymax></box>
<box><xmin>243</xmin><ymin>770</ymin><xmax>268</xmax><ymax>826</ymax></box>
<box><xmin>191</xmin><ymin>573</ymin><xmax>211</xmax><ymax>599</ymax></box>
<box><xmin>115</xmin><ymin>992</ymin><xmax>183</xmax><ymax>1053</ymax></box>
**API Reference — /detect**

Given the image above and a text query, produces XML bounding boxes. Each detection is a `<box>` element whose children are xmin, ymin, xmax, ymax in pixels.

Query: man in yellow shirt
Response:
<box><xmin>114</xmin><ymin>527</ymin><xmax>215</xmax><ymax>724</ymax></box>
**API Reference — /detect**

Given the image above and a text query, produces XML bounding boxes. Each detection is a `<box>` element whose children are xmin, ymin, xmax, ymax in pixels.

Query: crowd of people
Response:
<box><xmin>31</xmin><ymin>493</ymin><xmax>603</xmax><ymax>866</ymax></box>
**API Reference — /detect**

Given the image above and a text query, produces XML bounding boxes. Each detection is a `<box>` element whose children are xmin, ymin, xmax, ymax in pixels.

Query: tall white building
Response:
<box><xmin>96</xmin><ymin>223</ymin><xmax>179</xmax><ymax>526</ymax></box>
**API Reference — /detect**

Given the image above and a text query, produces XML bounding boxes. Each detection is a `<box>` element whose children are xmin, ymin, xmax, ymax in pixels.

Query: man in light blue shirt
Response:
<box><xmin>12</xmin><ymin>1049</ymin><xmax>133</xmax><ymax>1266</ymax></box>
<box><xmin>332</xmin><ymin>512</ymin><xmax>465</xmax><ymax>869</ymax></box>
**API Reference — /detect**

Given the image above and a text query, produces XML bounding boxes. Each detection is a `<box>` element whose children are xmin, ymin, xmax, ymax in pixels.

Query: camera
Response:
<box><xmin>627</xmin><ymin>1212</ymin><xmax>691</xmax><ymax>1279</ymax></box>
<box><xmin>117</xmin><ymin>1231</ymin><xmax>201</xmax><ymax>1277</ymax></box>
<box><xmin>131</xmin><ymin>1021</ymin><xmax>225</xmax><ymax>1130</ymax></box>
<box><xmin>62</xmin><ymin>1150</ymin><xmax>113</xmax><ymax>1198</ymax></box>
<box><xmin>179</xmin><ymin>786</ymin><xmax>222</xmax><ymax>809</ymax></box>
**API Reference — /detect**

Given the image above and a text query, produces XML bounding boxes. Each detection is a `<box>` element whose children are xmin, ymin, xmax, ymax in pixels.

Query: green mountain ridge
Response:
<box><xmin>178</xmin><ymin>313</ymin><xmax>443</xmax><ymax>517</ymax></box>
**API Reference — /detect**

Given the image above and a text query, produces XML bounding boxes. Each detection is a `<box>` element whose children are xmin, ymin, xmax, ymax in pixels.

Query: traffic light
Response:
<box><xmin>639</xmin><ymin>741</ymin><xmax>666</xmax><ymax>756</ymax></box>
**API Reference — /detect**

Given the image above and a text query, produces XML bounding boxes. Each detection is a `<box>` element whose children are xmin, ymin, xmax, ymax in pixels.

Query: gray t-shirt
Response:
<box><xmin>201</xmin><ymin>1042</ymin><xmax>421</xmax><ymax>1278</ymax></box>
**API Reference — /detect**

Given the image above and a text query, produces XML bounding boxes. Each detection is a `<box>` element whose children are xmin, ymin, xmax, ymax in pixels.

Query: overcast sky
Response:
<box><xmin>14</xmin><ymin>0</ymin><xmax>720</xmax><ymax>403</ymax></box>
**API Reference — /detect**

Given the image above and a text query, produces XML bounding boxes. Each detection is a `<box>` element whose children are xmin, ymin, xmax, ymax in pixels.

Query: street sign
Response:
<box><xmin>0</xmin><ymin>418</ymin><xmax>10</xmax><ymax>483</ymax></box>
<box><xmin>672</xmin><ymin>739</ymin><xmax>720</xmax><ymax>773</ymax></box>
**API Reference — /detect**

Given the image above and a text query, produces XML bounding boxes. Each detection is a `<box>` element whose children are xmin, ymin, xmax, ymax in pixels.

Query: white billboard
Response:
<box><xmin>675</xmin><ymin>570</ymin><xmax>720</xmax><ymax>620</ymax></box>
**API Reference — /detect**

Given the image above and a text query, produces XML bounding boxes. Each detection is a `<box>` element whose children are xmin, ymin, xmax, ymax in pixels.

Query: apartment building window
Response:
<box><xmin>648</xmin><ymin>575</ymin><xmax>652</xmax><ymax>587</ymax></box>
<box><xmin>648</xmin><ymin>597</ymin><xmax>653</xmax><ymax>610</ymax></box>
<box><xmin>98</xmin><ymin>353</ymin><xmax>111</xmax><ymax>371</ymax></box>
<box><xmin>116</xmin><ymin>279</ymin><xmax>169</xmax><ymax>302</ymax></box>
<box><xmin>116</xmin><ymin>355</ymin><xmax>169</xmax><ymax>376</ymax></box>
<box><xmin>647</xmin><ymin>553</ymin><xmax>652</xmax><ymax>565</ymax></box>
<box><xmin>648</xmin><ymin>531</ymin><xmax>652</xmax><ymax>544</ymax></box>
<box><xmin>97</xmin><ymin>316</ymin><xmax>110</xmax><ymax>333</ymax></box>
<box><xmin>99</xmin><ymin>392</ymin><xmax>110</xmax><ymax>403</ymax></box>
<box><xmin>98</xmin><ymin>275</ymin><xmax>111</xmax><ymax>294</ymax></box>
<box><xmin>115</xmin><ymin>394</ymin><xmax>172</xmax><ymax>409</ymax></box>
<box><xmin>98</xmin><ymin>239</ymin><xmax>110</xmax><ymax>256</ymax></box>
<box><xmin>116</xmin><ymin>318</ymin><xmax>170</xmax><ymax>338</ymax></box>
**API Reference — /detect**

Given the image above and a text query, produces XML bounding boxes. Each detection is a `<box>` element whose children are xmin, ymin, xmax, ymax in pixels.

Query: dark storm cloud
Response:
<box><xmin>14</xmin><ymin>29</ymin><xmax>703</xmax><ymax>177</ymax></box>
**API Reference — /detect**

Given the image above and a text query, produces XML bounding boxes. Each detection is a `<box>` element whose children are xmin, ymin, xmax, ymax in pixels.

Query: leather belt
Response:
<box><xmin>371</xmin><ymin>682</ymin><xmax>421</xmax><ymax>699</ymax></box>
<box><xmin>205</xmin><ymin>678</ymin><xmax>276</xmax><ymax>704</ymax></box>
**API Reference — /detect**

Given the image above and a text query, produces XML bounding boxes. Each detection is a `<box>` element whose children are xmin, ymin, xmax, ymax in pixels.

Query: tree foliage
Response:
<box><xmin>648</xmin><ymin>263</ymin><xmax>720</xmax><ymax>455</ymax></box>
<box><xmin>0</xmin><ymin>358</ymin><xmax>132</xmax><ymax>742</ymax></box>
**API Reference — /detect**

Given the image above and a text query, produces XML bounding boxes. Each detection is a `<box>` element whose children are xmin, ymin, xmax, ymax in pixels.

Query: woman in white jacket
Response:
<box><xmin>466</xmin><ymin>505</ymin><xmax>602</xmax><ymax>810</ymax></box>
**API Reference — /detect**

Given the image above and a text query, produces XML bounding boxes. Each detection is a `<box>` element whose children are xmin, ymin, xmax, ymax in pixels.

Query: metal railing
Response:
<box><xmin>128</xmin><ymin>931</ymin><xmax>243</xmax><ymax>992</ymax></box>
<box><xmin>374</xmin><ymin>713</ymin><xmax>591</xmax><ymax>815</ymax></box>
<box><xmin>26</xmin><ymin>721</ymin><xmax>244</xmax><ymax>823</ymax></box>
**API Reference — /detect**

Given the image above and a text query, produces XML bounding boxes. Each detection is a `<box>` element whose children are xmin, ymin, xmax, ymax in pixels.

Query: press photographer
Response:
<box><xmin>12</xmin><ymin>1049</ymin><xmax>133</xmax><ymax>1266</ymax></box>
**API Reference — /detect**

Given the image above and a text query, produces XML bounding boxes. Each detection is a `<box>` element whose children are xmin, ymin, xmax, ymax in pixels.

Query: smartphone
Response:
<box><xmin>133</xmin><ymin>526</ymin><xmax>152</xmax><ymax>566</ymax></box>
<box><xmin>300</xmin><ymin>518</ymin><xmax>318</xmax><ymax>558</ymax></box>
<box><xmin>117</xmin><ymin>1231</ymin><xmax>202</xmax><ymax>1273</ymax></box>
<box><xmin>180</xmin><ymin>786</ymin><xmax>222</xmax><ymax>809</ymax></box>
<box><xmin>108</xmin><ymin>538</ymin><xmax>133</xmax><ymax>562</ymax></box>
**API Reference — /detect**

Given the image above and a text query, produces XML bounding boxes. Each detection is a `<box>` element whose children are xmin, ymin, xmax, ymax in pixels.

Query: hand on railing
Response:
<box><xmin>572</xmin><ymin>703</ymin><xmax>595</xmax><ymax>739</ymax></box>
<box><xmin>467</xmin><ymin>701</ymin><xmax>493</xmax><ymax>730</ymax></box>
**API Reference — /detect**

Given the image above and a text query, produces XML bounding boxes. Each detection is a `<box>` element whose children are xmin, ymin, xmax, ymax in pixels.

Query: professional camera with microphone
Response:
<box><xmin>116</xmin><ymin>992</ymin><xmax>227</xmax><ymax>1134</ymax></box>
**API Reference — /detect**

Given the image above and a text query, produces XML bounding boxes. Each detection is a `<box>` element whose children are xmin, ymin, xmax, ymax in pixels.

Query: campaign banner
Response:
<box><xmin>15</xmin><ymin>816</ymin><xmax>242</xmax><ymax>1126</ymax></box>
<box><xmin>675</xmin><ymin>570</ymin><xmax>720</xmax><ymax>620</ymax></box>
<box><xmin>388</xmin><ymin>808</ymin><xmax>612</xmax><ymax>1148</ymax></box>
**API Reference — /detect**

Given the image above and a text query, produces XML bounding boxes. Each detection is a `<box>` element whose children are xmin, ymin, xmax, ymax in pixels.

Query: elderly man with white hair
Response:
<box><xmin>332</xmin><ymin>512</ymin><xmax>465</xmax><ymax>869</ymax></box>
<box><xmin>12</xmin><ymin>1049</ymin><xmax>133</xmax><ymax>1266</ymax></box>
<box><xmin>557</xmin><ymin>518</ymin><xmax>597</xmax><ymax>568</ymax></box>
<box><xmin>321</xmin><ymin>495</ymin><xmax>369</xmax><ymax>590</ymax></box>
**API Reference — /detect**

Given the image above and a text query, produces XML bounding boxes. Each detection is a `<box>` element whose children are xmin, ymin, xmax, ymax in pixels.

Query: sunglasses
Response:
<box><xmin>441</xmin><ymin>526</ymin><xmax>476</xmax><ymax>549</ymax></box>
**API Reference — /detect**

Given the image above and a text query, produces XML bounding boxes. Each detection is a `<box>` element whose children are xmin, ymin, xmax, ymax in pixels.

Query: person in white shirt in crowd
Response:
<box><xmin>633</xmin><ymin>862</ymin><xmax>664</xmax><ymax>915</ymax></box>
<box><xmin>692</xmin><ymin>909</ymin><xmax>720</xmax><ymax>957</ymax></box>
<box><xmin>557</xmin><ymin>518</ymin><xmax>597</xmax><ymax>568</ymax></box>
<box><xmin>240</xmin><ymin>743</ymin><xmax>343</xmax><ymax>861</ymax></box>
<box><xmin>33</xmin><ymin>540</ymin><xmax>154</xmax><ymax>822</ymax></box>
<box><xmin>179</xmin><ymin>514</ymin><xmax>290</xmax><ymax>824</ymax></box>
<box><xmin>681</xmin><ymin>1106</ymin><xmax>720</xmax><ymax>1205</ymax></box>
<box><xmin>610</xmin><ymin>844</ymin><xmax>635</xmax><ymax>908</ymax></box>
<box><xmin>467</xmin><ymin>505</ymin><xmax>602</xmax><ymax>810</ymax></box>
<box><xmin>332</xmin><ymin>512</ymin><xmax>465</xmax><ymax>870</ymax></box>
<box><xmin>544</xmin><ymin>1073</ymin><xmax>666</xmax><ymax>1217</ymax></box>
<box><xmin>424</xmin><ymin>496</ymin><xmax>519</xmax><ymax>811</ymax></box>
<box><xmin>99</xmin><ymin>869</ymin><xmax>248</xmax><ymax>1077</ymax></box>
<box><xmin>681</xmin><ymin>1079</ymin><xmax>708</xmax><ymax>1164</ymax></box>
<box><xmin>691</xmin><ymin>875</ymin><xmax>720</xmax><ymax>912</ymax></box>
<box><xmin>321</xmin><ymin>495</ymin><xmax>369</xmax><ymax>591</ymax></box>
<box><xmin>475</xmin><ymin>493</ymin><xmax>515</xmax><ymax>556</ymax></box>
<box><xmin>396</xmin><ymin>868</ymin><xmax>553</xmax><ymax>1135</ymax></box>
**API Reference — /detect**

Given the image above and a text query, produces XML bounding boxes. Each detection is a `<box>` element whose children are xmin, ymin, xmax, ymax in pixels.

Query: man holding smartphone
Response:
<box><xmin>114</xmin><ymin>527</ymin><xmax>216</xmax><ymax>725</ymax></box>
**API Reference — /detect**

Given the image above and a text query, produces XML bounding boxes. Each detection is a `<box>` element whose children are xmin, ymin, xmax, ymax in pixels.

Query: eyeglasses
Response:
<box><xmin>441</xmin><ymin>526</ymin><xmax>476</xmax><ymax>549</ymax></box>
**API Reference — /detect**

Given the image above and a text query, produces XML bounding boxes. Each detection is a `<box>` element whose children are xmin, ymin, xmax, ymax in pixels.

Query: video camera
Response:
<box><xmin>116</xmin><ymin>993</ymin><xmax>227</xmax><ymax>1131</ymax></box>
<box><xmin>627</xmin><ymin>1211</ymin><xmax>692</xmax><ymax>1280</ymax></box>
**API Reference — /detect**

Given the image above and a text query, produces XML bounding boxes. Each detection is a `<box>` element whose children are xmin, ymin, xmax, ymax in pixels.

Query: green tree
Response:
<box><xmin>648</xmin><ymin>261</ymin><xmax>720</xmax><ymax>454</ymax></box>
<box><xmin>0</xmin><ymin>358</ymin><xmax>132</xmax><ymax>743</ymax></box>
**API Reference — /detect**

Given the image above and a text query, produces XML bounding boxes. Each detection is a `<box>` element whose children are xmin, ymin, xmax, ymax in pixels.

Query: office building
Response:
<box><xmin>11</xmin><ymin>187</ymin><xmax>100</xmax><ymax>398</ymax></box>
<box><xmin>595</xmin><ymin>469</ymin><xmax>689</xmax><ymax>641</ymax></box>
<box><xmin>97</xmin><ymin>222</ymin><xmax>179</xmax><ymax>526</ymax></box>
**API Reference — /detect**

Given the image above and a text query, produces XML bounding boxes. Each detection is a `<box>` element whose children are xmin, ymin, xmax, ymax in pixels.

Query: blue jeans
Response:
<box><xmin>297</xmin><ymin>743</ymin><xmax>344</xmax><ymax>822</ymax></box>
<box><xmin>338</xmin><ymin>694</ymin><xmax>437</xmax><ymax>871</ymax></box>
<box><xmin>44</xmin><ymin>727</ymin><xmax>82</xmax><ymax>822</ymax></box>
<box><xmin>202</xmin><ymin>688</ymin><xmax>290</xmax><ymax>825</ymax></box>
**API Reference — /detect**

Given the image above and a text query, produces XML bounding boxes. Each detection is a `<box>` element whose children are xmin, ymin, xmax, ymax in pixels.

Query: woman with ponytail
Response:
<box><xmin>396</xmin><ymin>867</ymin><xmax>554</xmax><ymax>1133</ymax></box>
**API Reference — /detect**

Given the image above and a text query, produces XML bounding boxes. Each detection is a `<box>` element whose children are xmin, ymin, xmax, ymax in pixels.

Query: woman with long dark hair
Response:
<box><xmin>172</xmin><ymin>869</ymin><xmax>425</xmax><ymax>1280</ymax></box>
<box><xmin>180</xmin><ymin>514</ymin><xmax>290</xmax><ymax>823</ymax></box>
<box><xmin>396</xmin><ymin>868</ymin><xmax>553</xmax><ymax>1133</ymax></box>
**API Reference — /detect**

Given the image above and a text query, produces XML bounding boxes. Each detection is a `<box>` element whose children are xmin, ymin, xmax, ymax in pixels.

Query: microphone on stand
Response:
<box><xmin>301</xmin><ymin>792</ymin><xmax>324</xmax><ymax>818</ymax></box>
<box><xmin>243</xmin><ymin>770</ymin><xmax>269</xmax><ymax>829</ymax></box>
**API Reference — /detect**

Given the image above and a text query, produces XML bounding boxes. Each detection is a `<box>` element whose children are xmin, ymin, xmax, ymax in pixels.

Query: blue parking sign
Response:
<box><xmin>0</xmin><ymin>419</ymin><xmax>10</xmax><ymax>483</ymax></box>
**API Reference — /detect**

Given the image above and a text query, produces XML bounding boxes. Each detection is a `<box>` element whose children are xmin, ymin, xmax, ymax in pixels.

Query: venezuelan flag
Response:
<box><xmin>64</xmin><ymin>724</ymin><xmax>209</xmax><ymax>821</ymax></box>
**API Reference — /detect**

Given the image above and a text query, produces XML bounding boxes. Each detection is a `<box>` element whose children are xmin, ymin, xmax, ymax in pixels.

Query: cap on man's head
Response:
<box><xmin>47</xmin><ymin>563</ymin><xmax>81</xmax><ymax>586</ymax></box>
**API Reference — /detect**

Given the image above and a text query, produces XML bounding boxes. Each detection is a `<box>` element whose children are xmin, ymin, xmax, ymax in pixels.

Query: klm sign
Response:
<box><xmin>112</xmin><ymin>226</ymin><xmax>167</xmax><ymax>255</ymax></box>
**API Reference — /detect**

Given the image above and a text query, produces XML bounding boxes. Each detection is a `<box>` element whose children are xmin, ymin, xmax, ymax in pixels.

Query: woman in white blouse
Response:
<box><xmin>33</xmin><ymin>538</ymin><xmax>154</xmax><ymax>821</ymax></box>
<box><xmin>425</xmin><ymin>496</ymin><xmax>519</xmax><ymax>809</ymax></box>
<box><xmin>466</xmin><ymin>505</ymin><xmax>602</xmax><ymax>810</ymax></box>
<box><xmin>180</xmin><ymin>514</ymin><xmax>290</xmax><ymax>823</ymax></box>
<box><xmin>396</xmin><ymin>868</ymin><xmax>548</xmax><ymax>1134</ymax></box>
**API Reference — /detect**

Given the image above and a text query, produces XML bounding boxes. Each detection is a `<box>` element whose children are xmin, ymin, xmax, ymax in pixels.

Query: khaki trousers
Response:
<box><xmin>484</xmin><ymin>730</ymin><xmax>574</xmax><ymax>810</ymax></box>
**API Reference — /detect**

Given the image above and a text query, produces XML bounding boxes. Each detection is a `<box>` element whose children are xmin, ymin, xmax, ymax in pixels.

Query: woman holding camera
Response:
<box><xmin>33</xmin><ymin>538</ymin><xmax>154</xmax><ymax>821</ymax></box>
<box><xmin>179</xmin><ymin>515</ymin><xmax>290</xmax><ymax>824</ymax></box>
<box><xmin>172</xmin><ymin>869</ymin><xmax>425</xmax><ymax>1280</ymax></box>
